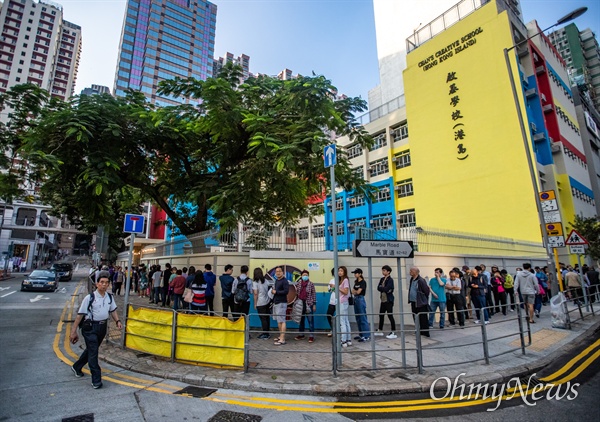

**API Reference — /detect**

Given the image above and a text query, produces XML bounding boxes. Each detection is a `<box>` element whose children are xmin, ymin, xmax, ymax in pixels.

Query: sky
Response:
<box><xmin>60</xmin><ymin>0</ymin><xmax>600</xmax><ymax>107</ymax></box>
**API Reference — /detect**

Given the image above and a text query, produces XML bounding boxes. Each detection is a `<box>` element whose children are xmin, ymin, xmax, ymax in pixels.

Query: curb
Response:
<box><xmin>100</xmin><ymin>319</ymin><xmax>600</xmax><ymax>397</ymax></box>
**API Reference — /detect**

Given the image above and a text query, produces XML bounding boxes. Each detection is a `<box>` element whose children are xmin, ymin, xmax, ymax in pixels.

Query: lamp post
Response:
<box><xmin>503</xmin><ymin>7</ymin><xmax>587</xmax><ymax>295</ymax></box>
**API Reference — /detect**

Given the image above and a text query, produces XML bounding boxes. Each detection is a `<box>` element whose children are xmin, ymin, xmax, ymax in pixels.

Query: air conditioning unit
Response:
<box><xmin>543</xmin><ymin>104</ymin><xmax>553</xmax><ymax>113</ymax></box>
<box><xmin>536</xmin><ymin>65</ymin><xmax>546</xmax><ymax>74</ymax></box>
<box><xmin>533</xmin><ymin>133</ymin><xmax>545</xmax><ymax>141</ymax></box>
<box><xmin>551</xmin><ymin>143</ymin><xmax>561</xmax><ymax>153</ymax></box>
<box><xmin>548</xmin><ymin>137</ymin><xmax>554</xmax><ymax>143</ymax></box>
<box><xmin>541</xmin><ymin>93</ymin><xmax>547</xmax><ymax>102</ymax></box>
<box><xmin>525</xmin><ymin>88</ymin><xmax>537</xmax><ymax>98</ymax></box>
<box><xmin>530</xmin><ymin>122</ymin><xmax>537</xmax><ymax>132</ymax></box>
<box><xmin>533</xmin><ymin>52</ymin><xmax>540</xmax><ymax>62</ymax></box>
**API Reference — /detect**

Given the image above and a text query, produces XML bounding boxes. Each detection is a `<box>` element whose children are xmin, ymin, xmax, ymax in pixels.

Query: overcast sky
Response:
<box><xmin>60</xmin><ymin>0</ymin><xmax>600</xmax><ymax>105</ymax></box>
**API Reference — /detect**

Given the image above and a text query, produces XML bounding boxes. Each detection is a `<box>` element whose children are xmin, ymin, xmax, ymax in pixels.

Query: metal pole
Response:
<box><xmin>480</xmin><ymin>314</ymin><xmax>490</xmax><ymax>365</ymax></box>
<box><xmin>504</xmin><ymin>47</ymin><xmax>558</xmax><ymax>290</ymax></box>
<box><xmin>415</xmin><ymin>313</ymin><xmax>423</xmax><ymax>374</ymax></box>
<box><xmin>368</xmin><ymin>257</ymin><xmax>376</xmax><ymax>369</ymax></box>
<box><xmin>121</xmin><ymin>233</ymin><xmax>135</xmax><ymax>347</ymax></box>
<box><xmin>170</xmin><ymin>309</ymin><xmax>177</xmax><ymax>362</ymax></box>
<box><xmin>516</xmin><ymin>301</ymin><xmax>526</xmax><ymax>355</ymax></box>
<box><xmin>397</xmin><ymin>257</ymin><xmax>406</xmax><ymax>368</ymax></box>
<box><xmin>330</xmin><ymin>164</ymin><xmax>341</xmax><ymax>368</ymax></box>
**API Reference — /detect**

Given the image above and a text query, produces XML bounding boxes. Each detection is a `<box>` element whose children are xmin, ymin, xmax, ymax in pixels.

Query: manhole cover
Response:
<box><xmin>207</xmin><ymin>410</ymin><xmax>262</xmax><ymax>422</ymax></box>
<box><xmin>173</xmin><ymin>386</ymin><xmax>217</xmax><ymax>398</ymax></box>
<box><xmin>62</xmin><ymin>414</ymin><xmax>94</xmax><ymax>422</ymax></box>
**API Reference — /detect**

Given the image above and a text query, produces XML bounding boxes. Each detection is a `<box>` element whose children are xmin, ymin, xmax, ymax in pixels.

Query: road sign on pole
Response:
<box><xmin>565</xmin><ymin>229</ymin><xmax>588</xmax><ymax>245</ymax></box>
<box><xmin>124</xmin><ymin>214</ymin><xmax>145</xmax><ymax>234</ymax></box>
<box><xmin>569</xmin><ymin>245</ymin><xmax>585</xmax><ymax>255</ymax></box>
<box><xmin>324</xmin><ymin>144</ymin><xmax>337</xmax><ymax>168</ymax></box>
<box><xmin>353</xmin><ymin>240</ymin><xmax>414</xmax><ymax>258</ymax></box>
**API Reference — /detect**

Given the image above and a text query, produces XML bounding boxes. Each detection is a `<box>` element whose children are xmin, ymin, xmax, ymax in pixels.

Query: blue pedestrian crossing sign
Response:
<box><xmin>123</xmin><ymin>213</ymin><xmax>145</xmax><ymax>234</ymax></box>
<box><xmin>324</xmin><ymin>144</ymin><xmax>337</xmax><ymax>168</ymax></box>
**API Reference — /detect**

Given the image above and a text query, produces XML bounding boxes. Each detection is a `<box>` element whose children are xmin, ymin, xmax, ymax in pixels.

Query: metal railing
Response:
<box><xmin>562</xmin><ymin>286</ymin><xmax>596</xmax><ymax>324</ymax></box>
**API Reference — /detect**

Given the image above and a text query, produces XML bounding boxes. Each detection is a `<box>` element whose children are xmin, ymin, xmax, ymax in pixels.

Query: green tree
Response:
<box><xmin>14</xmin><ymin>64</ymin><xmax>371</xmax><ymax>236</ymax></box>
<box><xmin>571</xmin><ymin>215</ymin><xmax>600</xmax><ymax>262</ymax></box>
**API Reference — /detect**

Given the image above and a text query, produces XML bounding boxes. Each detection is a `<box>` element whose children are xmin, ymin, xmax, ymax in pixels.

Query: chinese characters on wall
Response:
<box><xmin>447</xmin><ymin>71</ymin><xmax>469</xmax><ymax>160</ymax></box>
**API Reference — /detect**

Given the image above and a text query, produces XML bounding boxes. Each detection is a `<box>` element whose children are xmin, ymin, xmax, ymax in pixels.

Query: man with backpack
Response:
<box><xmin>70</xmin><ymin>271</ymin><xmax>122</xmax><ymax>389</ymax></box>
<box><xmin>219</xmin><ymin>264</ymin><xmax>235</xmax><ymax>319</ymax></box>
<box><xmin>232</xmin><ymin>265</ymin><xmax>252</xmax><ymax>320</ymax></box>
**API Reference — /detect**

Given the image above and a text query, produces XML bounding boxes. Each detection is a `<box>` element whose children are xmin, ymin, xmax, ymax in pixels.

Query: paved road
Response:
<box><xmin>1</xmin><ymin>271</ymin><xmax>599</xmax><ymax>422</ymax></box>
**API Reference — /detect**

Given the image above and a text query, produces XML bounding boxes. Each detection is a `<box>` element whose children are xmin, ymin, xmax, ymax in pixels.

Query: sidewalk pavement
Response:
<box><xmin>98</xmin><ymin>288</ymin><xmax>600</xmax><ymax>397</ymax></box>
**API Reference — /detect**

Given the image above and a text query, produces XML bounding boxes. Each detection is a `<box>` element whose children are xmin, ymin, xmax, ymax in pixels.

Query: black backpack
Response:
<box><xmin>234</xmin><ymin>278</ymin><xmax>250</xmax><ymax>303</ymax></box>
<box><xmin>79</xmin><ymin>292</ymin><xmax>113</xmax><ymax>328</ymax></box>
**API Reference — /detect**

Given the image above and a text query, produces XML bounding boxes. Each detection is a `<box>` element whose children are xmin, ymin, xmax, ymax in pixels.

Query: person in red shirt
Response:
<box><xmin>169</xmin><ymin>269</ymin><xmax>187</xmax><ymax>311</ymax></box>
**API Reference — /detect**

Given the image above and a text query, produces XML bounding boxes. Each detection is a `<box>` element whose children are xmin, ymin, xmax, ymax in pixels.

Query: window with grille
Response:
<box><xmin>369</xmin><ymin>157</ymin><xmax>389</xmax><ymax>177</ymax></box>
<box><xmin>395</xmin><ymin>178</ymin><xmax>414</xmax><ymax>197</ymax></box>
<box><xmin>311</xmin><ymin>224</ymin><xmax>325</xmax><ymax>238</ymax></box>
<box><xmin>347</xmin><ymin>143</ymin><xmax>363</xmax><ymax>159</ymax></box>
<box><xmin>298</xmin><ymin>227</ymin><xmax>309</xmax><ymax>240</ymax></box>
<box><xmin>328</xmin><ymin>222</ymin><xmax>345</xmax><ymax>236</ymax></box>
<box><xmin>371</xmin><ymin>213</ymin><xmax>393</xmax><ymax>230</ymax></box>
<box><xmin>369</xmin><ymin>132</ymin><xmax>387</xmax><ymax>151</ymax></box>
<box><xmin>394</xmin><ymin>150</ymin><xmax>411</xmax><ymax>169</ymax></box>
<box><xmin>336</xmin><ymin>197</ymin><xmax>344</xmax><ymax>210</ymax></box>
<box><xmin>348</xmin><ymin>195</ymin><xmax>365</xmax><ymax>208</ymax></box>
<box><xmin>391</xmin><ymin>122</ymin><xmax>408</xmax><ymax>142</ymax></box>
<box><xmin>373</xmin><ymin>186</ymin><xmax>391</xmax><ymax>203</ymax></box>
<box><xmin>397</xmin><ymin>209</ymin><xmax>416</xmax><ymax>227</ymax></box>
<box><xmin>352</xmin><ymin>165</ymin><xmax>364</xmax><ymax>178</ymax></box>
<box><xmin>348</xmin><ymin>217</ymin><xmax>367</xmax><ymax>233</ymax></box>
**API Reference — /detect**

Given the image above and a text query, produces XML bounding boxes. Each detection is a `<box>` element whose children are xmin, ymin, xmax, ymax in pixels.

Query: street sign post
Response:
<box><xmin>565</xmin><ymin>229</ymin><xmax>588</xmax><ymax>246</ymax></box>
<box><xmin>324</xmin><ymin>144</ymin><xmax>337</xmax><ymax>168</ymax></box>
<box><xmin>569</xmin><ymin>245</ymin><xmax>585</xmax><ymax>255</ymax></box>
<box><xmin>353</xmin><ymin>240</ymin><xmax>414</xmax><ymax>258</ymax></box>
<box><xmin>121</xmin><ymin>214</ymin><xmax>145</xmax><ymax>347</ymax></box>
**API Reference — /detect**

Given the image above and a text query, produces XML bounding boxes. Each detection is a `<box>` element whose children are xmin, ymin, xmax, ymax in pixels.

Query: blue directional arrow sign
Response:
<box><xmin>123</xmin><ymin>213</ymin><xmax>145</xmax><ymax>234</ymax></box>
<box><xmin>324</xmin><ymin>144</ymin><xmax>337</xmax><ymax>168</ymax></box>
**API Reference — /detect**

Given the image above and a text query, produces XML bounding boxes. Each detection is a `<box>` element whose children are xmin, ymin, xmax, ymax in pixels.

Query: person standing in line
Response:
<box><xmin>501</xmin><ymin>269</ymin><xmax>515</xmax><ymax>312</ymax></box>
<box><xmin>139</xmin><ymin>266</ymin><xmax>148</xmax><ymax>298</ymax></box>
<box><xmin>514</xmin><ymin>263</ymin><xmax>539</xmax><ymax>324</ymax></box>
<box><xmin>376</xmin><ymin>265</ymin><xmax>397</xmax><ymax>339</ymax></box>
<box><xmin>481</xmin><ymin>264</ymin><xmax>494</xmax><ymax>317</ymax></box>
<box><xmin>294</xmin><ymin>270</ymin><xmax>317</xmax><ymax>343</ymax></box>
<box><xmin>189</xmin><ymin>271</ymin><xmax>208</xmax><ymax>313</ymax></box>
<box><xmin>408</xmin><ymin>267</ymin><xmax>430</xmax><ymax>337</ymax></box>
<box><xmin>113</xmin><ymin>267</ymin><xmax>124</xmax><ymax>296</ymax></box>
<box><xmin>326</xmin><ymin>269</ymin><xmax>336</xmax><ymax>337</ymax></box>
<box><xmin>428</xmin><ymin>268</ymin><xmax>447</xmax><ymax>329</ymax></box>
<box><xmin>203</xmin><ymin>264</ymin><xmax>216</xmax><ymax>316</ymax></box>
<box><xmin>461</xmin><ymin>266</ymin><xmax>473</xmax><ymax>319</ymax></box>
<box><xmin>587</xmin><ymin>266</ymin><xmax>599</xmax><ymax>303</ymax></box>
<box><xmin>162</xmin><ymin>263</ymin><xmax>172</xmax><ymax>307</ymax></box>
<box><xmin>169</xmin><ymin>269</ymin><xmax>187</xmax><ymax>311</ymax></box>
<box><xmin>219</xmin><ymin>265</ymin><xmax>235</xmax><ymax>319</ymax></box>
<box><xmin>272</xmin><ymin>266</ymin><xmax>290</xmax><ymax>345</ymax></box>
<box><xmin>470</xmin><ymin>266</ymin><xmax>490</xmax><ymax>324</ymax></box>
<box><xmin>152</xmin><ymin>265</ymin><xmax>163</xmax><ymax>305</ymax></box>
<box><xmin>232</xmin><ymin>265</ymin><xmax>252</xmax><ymax>319</ymax></box>
<box><xmin>491</xmin><ymin>269</ymin><xmax>507</xmax><ymax>316</ymax></box>
<box><xmin>70</xmin><ymin>271</ymin><xmax>122</xmax><ymax>389</ymax></box>
<box><xmin>253</xmin><ymin>267</ymin><xmax>272</xmax><ymax>339</ymax></box>
<box><xmin>338</xmin><ymin>266</ymin><xmax>352</xmax><ymax>347</ymax></box>
<box><xmin>351</xmin><ymin>268</ymin><xmax>370</xmax><ymax>342</ymax></box>
<box><xmin>185</xmin><ymin>266</ymin><xmax>196</xmax><ymax>289</ymax></box>
<box><xmin>445</xmin><ymin>270</ymin><xmax>465</xmax><ymax>327</ymax></box>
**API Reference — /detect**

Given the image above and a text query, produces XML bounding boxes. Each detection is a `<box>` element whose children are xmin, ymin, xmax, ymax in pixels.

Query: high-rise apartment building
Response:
<box><xmin>548</xmin><ymin>23</ymin><xmax>600</xmax><ymax>114</ymax></box>
<box><xmin>113</xmin><ymin>0</ymin><xmax>217</xmax><ymax>106</ymax></box>
<box><xmin>80</xmin><ymin>84</ymin><xmax>110</xmax><ymax>96</ymax></box>
<box><xmin>212</xmin><ymin>52</ymin><xmax>250</xmax><ymax>81</ymax></box>
<box><xmin>0</xmin><ymin>0</ymin><xmax>81</xmax><ymax>103</ymax></box>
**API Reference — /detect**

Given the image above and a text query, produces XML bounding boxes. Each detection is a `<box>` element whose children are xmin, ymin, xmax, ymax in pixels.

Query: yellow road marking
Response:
<box><xmin>52</xmin><ymin>285</ymin><xmax>600</xmax><ymax>412</ymax></box>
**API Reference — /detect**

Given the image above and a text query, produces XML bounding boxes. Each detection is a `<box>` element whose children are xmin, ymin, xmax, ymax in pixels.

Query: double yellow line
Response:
<box><xmin>53</xmin><ymin>285</ymin><xmax>599</xmax><ymax>413</ymax></box>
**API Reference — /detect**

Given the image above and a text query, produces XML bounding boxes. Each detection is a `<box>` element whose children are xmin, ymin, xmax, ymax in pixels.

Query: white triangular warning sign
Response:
<box><xmin>565</xmin><ymin>229</ymin><xmax>588</xmax><ymax>245</ymax></box>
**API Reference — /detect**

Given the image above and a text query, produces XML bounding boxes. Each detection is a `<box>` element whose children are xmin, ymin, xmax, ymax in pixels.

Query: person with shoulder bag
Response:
<box><xmin>376</xmin><ymin>265</ymin><xmax>397</xmax><ymax>339</ymax></box>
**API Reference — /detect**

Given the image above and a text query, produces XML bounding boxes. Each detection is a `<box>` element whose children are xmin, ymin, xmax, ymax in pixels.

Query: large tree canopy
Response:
<box><xmin>5</xmin><ymin>65</ymin><xmax>372</xmax><ymax>236</ymax></box>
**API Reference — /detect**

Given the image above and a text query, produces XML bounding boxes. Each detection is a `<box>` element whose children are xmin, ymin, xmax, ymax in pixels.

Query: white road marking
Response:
<box><xmin>30</xmin><ymin>295</ymin><xmax>49</xmax><ymax>302</ymax></box>
<box><xmin>1</xmin><ymin>291</ymin><xmax>16</xmax><ymax>298</ymax></box>
<box><xmin>0</xmin><ymin>287</ymin><xmax>11</xmax><ymax>291</ymax></box>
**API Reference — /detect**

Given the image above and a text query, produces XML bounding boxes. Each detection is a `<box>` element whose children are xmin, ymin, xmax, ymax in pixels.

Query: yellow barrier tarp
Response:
<box><xmin>176</xmin><ymin>313</ymin><xmax>245</xmax><ymax>367</ymax></box>
<box><xmin>125</xmin><ymin>306</ymin><xmax>173</xmax><ymax>357</ymax></box>
<box><xmin>124</xmin><ymin>306</ymin><xmax>245</xmax><ymax>368</ymax></box>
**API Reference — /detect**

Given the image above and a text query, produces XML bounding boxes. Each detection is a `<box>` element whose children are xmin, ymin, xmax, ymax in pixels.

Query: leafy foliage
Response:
<box><xmin>4</xmin><ymin>64</ymin><xmax>372</xmax><ymax>236</ymax></box>
<box><xmin>571</xmin><ymin>215</ymin><xmax>600</xmax><ymax>263</ymax></box>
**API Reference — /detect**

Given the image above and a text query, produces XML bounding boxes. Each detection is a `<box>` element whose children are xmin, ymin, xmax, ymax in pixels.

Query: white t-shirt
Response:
<box><xmin>329</xmin><ymin>278</ymin><xmax>337</xmax><ymax>305</ymax></box>
<box><xmin>78</xmin><ymin>291</ymin><xmax>117</xmax><ymax>321</ymax></box>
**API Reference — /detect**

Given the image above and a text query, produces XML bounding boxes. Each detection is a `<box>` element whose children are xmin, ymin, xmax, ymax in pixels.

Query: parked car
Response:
<box><xmin>50</xmin><ymin>263</ymin><xmax>73</xmax><ymax>281</ymax></box>
<box><xmin>21</xmin><ymin>270</ymin><xmax>59</xmax><ymax>292</ymax></box>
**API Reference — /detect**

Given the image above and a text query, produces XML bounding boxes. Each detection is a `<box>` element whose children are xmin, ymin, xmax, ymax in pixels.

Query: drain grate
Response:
<box><xmin>207</xmin><ymin>410</ymin><xmax>262</xmax><ymax>422</ymax></box>
<box><xmin>173</xmin><ymin>386</ymin><xmax>217</xmax><ymax>398</ymax></box>
<box><xmin>62</xmin><ymin>414</ymin><xmax>94</xmax><ymax>422</ymax></box>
